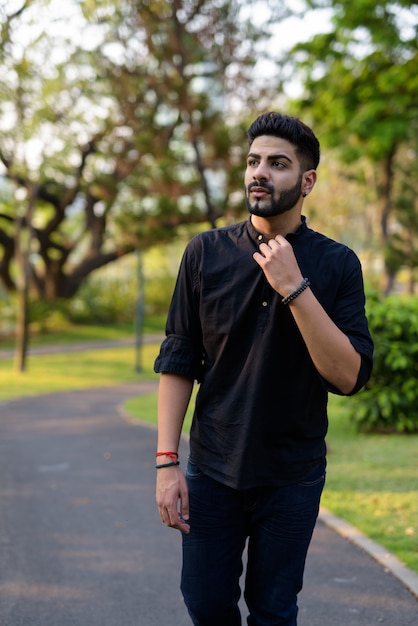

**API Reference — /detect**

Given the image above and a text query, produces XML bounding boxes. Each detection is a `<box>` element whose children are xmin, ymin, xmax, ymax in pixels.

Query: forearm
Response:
<box><xmin>156</xmin><ymin>372</ymin><xmax>193</xmax><ymax>534</ymax></box>
<box><xmin>157</xmin><ymin>372</ymin><xmax>194</xmax><ymax>454</ymax></box>
<box><xmin>288</xmin><ymin>288</ymin><xmax>361</xmax><ymax>394</ymax></box>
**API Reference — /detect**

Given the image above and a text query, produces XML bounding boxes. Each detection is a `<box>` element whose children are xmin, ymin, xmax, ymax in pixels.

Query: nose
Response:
<box><xmin>253</xmin><ymin>161</ymin><xmax>269</xmax><ymax>181</ymax></box>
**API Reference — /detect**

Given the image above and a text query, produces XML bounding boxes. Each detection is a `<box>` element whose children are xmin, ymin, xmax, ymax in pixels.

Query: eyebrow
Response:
<box><xmin>247</xmin><ymin>152</ymin><xmax>293</xmax><ymax>163</ymax></box>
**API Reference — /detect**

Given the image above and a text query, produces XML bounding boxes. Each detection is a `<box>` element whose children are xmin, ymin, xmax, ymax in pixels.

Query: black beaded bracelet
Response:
<box><xmin>281</xmin><ymin>278</ymin><xmax>310</xmax><ymax>305</ymax></box>
<box><xmin>155</xmin><ymin>461</ymin><xmax>180</xmax><ymax>469</ymax></box>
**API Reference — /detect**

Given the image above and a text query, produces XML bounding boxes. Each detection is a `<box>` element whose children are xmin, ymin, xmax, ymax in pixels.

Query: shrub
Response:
<box><xmin>144</xmin><ymin>273</ymin><xmax>176</xmax><ymax>315</ymax></box>
<box><xmin>348</xmin><ymin>294</ymin><xmax>418</xmax><ymax>433</ymax></box>
<box><xmin>67</xmin><ymin>277</ymin><xmax>137</xmax><ymax>324</ymax></box>
<box><xmin>0</xmin><ymin>296</ymin><xmax>16</xmax><ymax>337</ymax></box>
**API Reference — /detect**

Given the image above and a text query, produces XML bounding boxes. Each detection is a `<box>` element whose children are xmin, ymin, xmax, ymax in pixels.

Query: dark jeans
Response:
<box><xmin>181</xmin><ymin>461</ymin><xmax>325</xmax><ymax>626</ymax></box>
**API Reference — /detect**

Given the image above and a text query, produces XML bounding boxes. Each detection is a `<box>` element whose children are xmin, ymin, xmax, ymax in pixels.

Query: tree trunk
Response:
<box><xmin>380</xmin><ymin>150</ymin><xmax>396</xmax><ymax>295</ymax></box>
<box><xmin>14</xmin><ymin>268</ymin><xmax>29</xmax><ymax>372</ymax></box>
<box><xmin>14</xmin><ymin>185</ymin><xmax>37</xmax><ymax>372</ymax></box>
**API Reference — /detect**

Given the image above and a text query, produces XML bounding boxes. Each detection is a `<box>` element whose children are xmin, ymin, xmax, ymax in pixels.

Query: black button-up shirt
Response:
<box><xmin>154</xmin><ymin>217</ymin><xmax>373</xmax><ymax>489</ymax></box>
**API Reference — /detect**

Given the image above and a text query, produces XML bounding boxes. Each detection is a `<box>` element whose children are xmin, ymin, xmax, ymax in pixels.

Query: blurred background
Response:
<box><xmin>1</xmin><ymin>0</ymin><xmax>418</xmax><ymax>580</ymax></box>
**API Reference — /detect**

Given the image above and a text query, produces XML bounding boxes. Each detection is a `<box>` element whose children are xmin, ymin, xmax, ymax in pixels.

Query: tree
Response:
<box><xmin>0</xmin><ymin>0</ymin><xmax>291</xmax><ymax>303</ymax></box>
<box><xmin>384</xmin><ymin>134</ymin><xmax>418</xmax><ymax>292</ymax></box>
<box><xmin>290</xmin><ymin>0</ymin><xmax>418</xmax><ymax>292</ymax></box>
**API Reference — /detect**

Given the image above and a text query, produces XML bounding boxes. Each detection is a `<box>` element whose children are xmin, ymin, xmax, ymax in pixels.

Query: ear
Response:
<box><xmin>302</xmin><ymin>169</ymin><xmax>317</xmax><ymax>197</ymax></box>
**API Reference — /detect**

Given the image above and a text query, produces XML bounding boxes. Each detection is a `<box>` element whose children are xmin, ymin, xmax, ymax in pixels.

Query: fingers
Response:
<box><xmin>252</xmin><ymin>250</ymin><xmax>265</xmax><ymax>268</ymax></box>
<box><xmin>253</xmin><ymin>236</ymin><xmax>302</xmax><ymax>295</ymax></box>
<box><xmin>180</xmin><ymin>486</ymin><xmax>189</xmax><ymax>523</ymax></box>
<box><xmin>259</xmin><ymin>235</ymin><xmax>287</xmax><ymax>255</ymax></box>
<box><xmin>156</xmin><ymin>472</ymin><xmax>190</xmax><ymax>534</ymax></box>
<box><xmin>253</xmin><ymin>238</ymin><xmax>281</xmax><ymax>267</ymax></box>
<box><xmin>159</xmin><ymin>504</ymin><xmax>190</xmax><ymax>533</ymax></box>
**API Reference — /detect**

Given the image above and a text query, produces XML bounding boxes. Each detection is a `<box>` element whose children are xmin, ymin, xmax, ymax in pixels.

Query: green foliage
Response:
<box><xmin>294</xmin><ymin>0</ymin><xmax>418</xmax><ymax>160</ymax></box>
<box><xmin>0</xmin><ymin>0</ymin><xmax>289</xmax><ymax>304</ymax></box>
<box><xmin>0</xmin><ymin>242</ymin><xmax>180</xmax><ymax>337</ymax></box>
<box><xmin>324</xmin><ymin>395</ymin><xmax>418</xmax><ymax>573</ymax></box>
<box><xmin>349</xmin><ymin>295</ymin><xmax>418</xmax><ymax>433</ymax></box>
<box><xmin>384</xmin><ymin>137</ymin><xmax>418</xmax><ymax>282</ymax></box>
<box><xmin>144</xmin><ymin>273</ymin><xmax>176</xmax><ymax>316</ymax></box>
<box><xmin>66</xmin><ymin>277</ymin><xmax>137</xmax><ymax>324</ymax></box>
<box><xmin>292</xmin><ymin>0</ymin><xmax>418</xmax><ymax>291</ymax></box>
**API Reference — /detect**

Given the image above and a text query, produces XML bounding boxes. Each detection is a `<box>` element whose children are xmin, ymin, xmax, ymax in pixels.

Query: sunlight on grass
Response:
<box><xmin>324</xmin><ymin>396</ymin><xmax>418</xmax><ymax>572</ymax></box>
<box><xmin>0</xmin><ymin>344</ymin><xmax>160</xmax><ymax>402</ymax></box>
<box><xmin>0</xmin><ymin>317</ymin><xmax>165</xmax><ymax>349</ymax></box>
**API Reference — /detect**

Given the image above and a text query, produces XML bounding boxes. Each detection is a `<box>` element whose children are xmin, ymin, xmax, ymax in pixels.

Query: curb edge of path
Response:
<box><xmin>318</xmin><ymin>507</ymin><xmax>418</xmax><ymax>600</ymax></box>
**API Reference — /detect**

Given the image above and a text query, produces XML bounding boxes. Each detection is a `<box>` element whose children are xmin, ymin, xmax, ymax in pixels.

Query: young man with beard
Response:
<box><xmin>154</xmin><ymin>112</ymin><xmax>373</xmax><ymax>626</ymax></box>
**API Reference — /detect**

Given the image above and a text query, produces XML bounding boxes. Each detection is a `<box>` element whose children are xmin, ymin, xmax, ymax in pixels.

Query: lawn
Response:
<box><xmin>0</xmin><ymin>343</ymin><xmax>160</xmax><ymax>401</ymax></box>
<box><xmin>324</xmin><ymin>395</ymin><xmax>418</xmax><ymax>573</ymax></box>
<box><xmin>0</xmin><ymin>317</ymin><xmax>165</xmax><ymax>350</ymax></box>
<box><xmin>1</xmin><ymin>328</ymin><xmax>417</xmax><ymax>574</ymax></box>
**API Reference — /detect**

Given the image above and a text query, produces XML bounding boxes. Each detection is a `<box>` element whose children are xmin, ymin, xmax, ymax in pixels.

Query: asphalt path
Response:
<box><xmin>1</xmin><ymin>384</ymin><xmax>418</xmax><ymax>625</ymax></box>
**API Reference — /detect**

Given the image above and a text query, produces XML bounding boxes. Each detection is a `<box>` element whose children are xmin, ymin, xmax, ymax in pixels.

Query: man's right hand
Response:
<box><xmin>156</xmin><ymin>466</ymin><xmax>190</xmax><ymax>534</ymax></box>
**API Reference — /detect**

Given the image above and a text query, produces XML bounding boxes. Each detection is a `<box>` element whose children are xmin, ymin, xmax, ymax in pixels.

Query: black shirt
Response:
<box><xmin>154</xmin><ymin>217</ymin><xmax>373</xmax><ymax>489</ymax></box>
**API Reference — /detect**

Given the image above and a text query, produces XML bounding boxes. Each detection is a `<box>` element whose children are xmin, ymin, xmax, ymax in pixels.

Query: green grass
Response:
<box><xmin>323</xmin><ymin>396</ymin><xmax>418</xmax><ymax>573</ymax></box>
<box><xmin>0</xmin><ymin>318</ymin><xmax>165</xmax><ymax>399</ymax></box>
<box><xmin>0</xmin><ymin>344</ymin><xmax>160</xmax><ymax>401</ymax></box>
<box><xmin>0</xmin><ymin>316</ymin><xmax>166</xmax><ymax>349</ymax></box>
<box><xmin>127</xmin><ymin>389</ymin><xmax>418</xmax><ymax>574</ymax></box>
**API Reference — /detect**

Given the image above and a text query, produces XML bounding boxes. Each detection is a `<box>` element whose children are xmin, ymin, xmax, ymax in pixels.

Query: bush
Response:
<box><xmin>67</xmin><ymin>277</ymin><xmax>137</xmax><ymax>324</ymax></box>
<box><xmin>348</xmin><ymin>294</ymin><xmax>418</xmax><ymax>433</ymax></box>
<box><xmin>144</xmin><ymin>273</ymin><xmax>176</xmax><ymax>315</ymax></box>
<box><xmin>0</xmin><ymin>265</ymin><xmax>174</xmax><ymax>338</ymax></box>
<box><xmin>0</xmin><ymin>296</ymin><xmax>16</xmax><ymax>337</ymax></box>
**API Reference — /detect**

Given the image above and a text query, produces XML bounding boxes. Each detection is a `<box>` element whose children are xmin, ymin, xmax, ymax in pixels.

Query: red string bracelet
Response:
<box><xmin>156</xmin><ymin>451</ymin><xmax>178</xmax><ymax>463</ymax></box>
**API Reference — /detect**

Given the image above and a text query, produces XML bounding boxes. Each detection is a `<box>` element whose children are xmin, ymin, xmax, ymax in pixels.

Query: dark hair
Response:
<box><xmin>247</xmin><ymin>112</ymin><xmax>320</xmax><ymax>171</ymax></box>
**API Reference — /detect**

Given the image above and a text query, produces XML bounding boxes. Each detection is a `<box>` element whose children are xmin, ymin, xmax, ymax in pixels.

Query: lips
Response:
<box><xmin>249</xmin><ymin>182</ymin><xmax>271</xmax><ymax>192</ymax></box>
<box><xmin>250</xmin><ymin>186</ymin><xmax>270</xmax><ymax>197</ymax></box>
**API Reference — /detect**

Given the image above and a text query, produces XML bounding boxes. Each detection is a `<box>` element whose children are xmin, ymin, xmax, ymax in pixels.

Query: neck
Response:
<box><xmin>251</xmin><ymin>212</ymin><xmax>302</xmax><ymax>239</ymax></box>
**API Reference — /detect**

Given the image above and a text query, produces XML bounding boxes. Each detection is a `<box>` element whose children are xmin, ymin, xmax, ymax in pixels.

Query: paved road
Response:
<box><xmin>1</xmin><ymin>385</ymin><xmax>417</xmax><ymax>625</ymax></box>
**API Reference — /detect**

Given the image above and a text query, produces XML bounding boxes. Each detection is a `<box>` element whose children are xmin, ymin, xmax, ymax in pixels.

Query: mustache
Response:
<box><xmin>247</xmin><ymin>181</ymin><xmax>274</xmax><ymax>193</ymax></box>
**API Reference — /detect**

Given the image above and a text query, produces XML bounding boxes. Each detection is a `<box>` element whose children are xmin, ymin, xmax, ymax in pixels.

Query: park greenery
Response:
<box><xmin>348</xmin><ymin>294</ymin><xmax>418</xmax><ymax>433</ymax></box>
<box><xmin>0</xmin><ymin>6</ymin><xmax>417</xmax><ymax>438</ymax></box>
<box><xmin>1</xmin><ymin>0</ymin><xmax>418</xmax><ymax>430</ymax></box>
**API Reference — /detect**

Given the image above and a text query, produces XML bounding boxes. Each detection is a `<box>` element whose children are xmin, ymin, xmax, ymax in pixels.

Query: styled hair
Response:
<box><xmin>247</xmin><ymin>112</ymin><xmax>320</xmax><ymax>171</ymax></box>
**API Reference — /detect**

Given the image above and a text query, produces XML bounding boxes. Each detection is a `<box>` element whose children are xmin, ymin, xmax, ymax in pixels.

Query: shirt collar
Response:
<box><xmin>247</xmin><ymin>215</ymin><xmax>308</xmax><ymax>244</ymax></box>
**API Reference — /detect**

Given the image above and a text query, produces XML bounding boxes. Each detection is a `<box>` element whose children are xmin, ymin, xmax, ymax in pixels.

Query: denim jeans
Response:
<box><xmin>181</xmin><ymin>460</ymin><xmax>326</xmax><ymax>626</ymax></box>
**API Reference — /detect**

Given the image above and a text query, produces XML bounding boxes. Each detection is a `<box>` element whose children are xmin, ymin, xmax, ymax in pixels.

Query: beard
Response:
<box><xmin>245</xmin><ymin>172</ymin><xmax>303</xmax><ymax>218</ymax></box>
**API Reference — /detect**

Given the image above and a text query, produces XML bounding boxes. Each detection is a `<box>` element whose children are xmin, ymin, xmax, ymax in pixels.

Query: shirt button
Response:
<box><xmin>257</xmin><ymin>234</ymin><xmax>263</xmax><ymax>241</ymax></box>
<box><xmin>262</xmin><ymin>301</ymin><xmax>268</xmax><ymax>307</ymax></box>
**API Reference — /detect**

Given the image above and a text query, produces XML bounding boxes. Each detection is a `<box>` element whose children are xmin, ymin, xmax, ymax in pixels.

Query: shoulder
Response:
<box><xmin>301</xmin><ymin>223</ymin><xmax>360</xmax><ymax>265</ymax></box>
<box><xmin>187</xmin><ymin>221</ymin><xmax>248</xmax><ymax>250</ymax></box>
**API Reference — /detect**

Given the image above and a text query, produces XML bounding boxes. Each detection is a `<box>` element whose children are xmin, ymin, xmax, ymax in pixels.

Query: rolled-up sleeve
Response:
<box><xmin>320</xmin><ymin>250</ymin><xmax>373</xmax><ymax>396</ymax></box>
<box><xmin>154</xmin><ymin>238</ymin><xmax>204</xmax><ymax>382</ymax></box>
<box><xmin>154</xmin><ymin>334</ymin><xmax>204</xmax><ymax>381</ymax></box>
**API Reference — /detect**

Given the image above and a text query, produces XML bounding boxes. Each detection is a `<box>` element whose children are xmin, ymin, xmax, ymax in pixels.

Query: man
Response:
<box><xmin>154</xmin><ymin>112</ymin><xmax>373</xmax><ymax>626</ymax></box>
